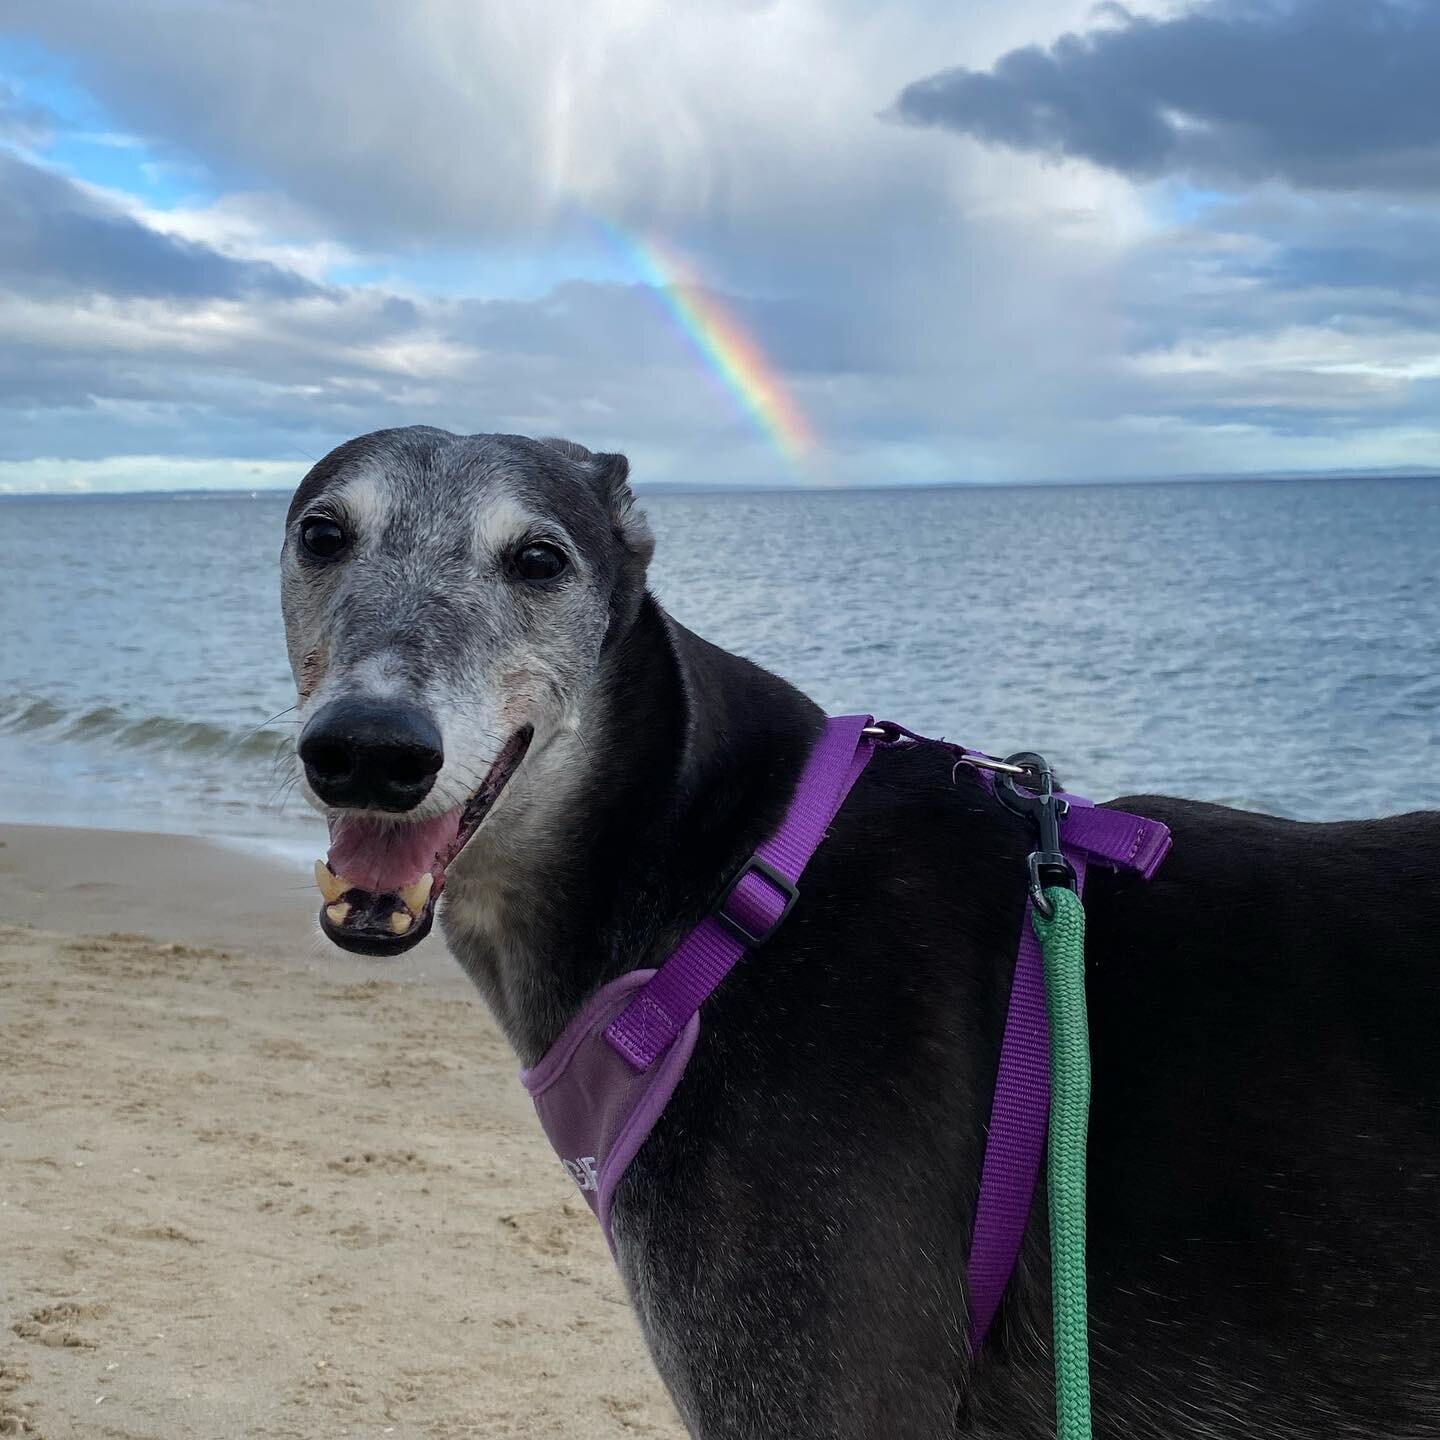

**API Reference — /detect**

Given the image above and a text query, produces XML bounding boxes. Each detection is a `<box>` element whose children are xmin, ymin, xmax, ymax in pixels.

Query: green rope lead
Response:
<box><xmin>1032</xmin><ymin>885</ymin><xmax>1093</xmax><ymax>1440</ymax></box>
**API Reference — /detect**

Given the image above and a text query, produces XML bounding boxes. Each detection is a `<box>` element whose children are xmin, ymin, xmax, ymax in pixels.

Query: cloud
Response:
<box><xmin>3</xmin><ymin>1</ymin><xmax>1440</xmax><ymax>490</ymax></box>
<box><xmin>0</xmin><ymin>454</ymin><xmax>298</xmax><ymax>494</ymax></box>
<box><xmin>0</xmin><ymin>151</ymin><xmax>320</xmax><ymax>301</ymax></box>
<box><xmin>0</xmin><ymin>3</ymin><xmax>1170</xmax><ymax>486</ymax></box>
<box><xmin>2</xmin><ymin>0</ymin><xmax>1105</xmax><ymax>261</ymax></box>
<box><xmin>0</xmin><ymin>220</ymin><xmax>899</xmax><ymax>476</ymax></box>
<box><xmin>893</xmin><ymin>0</ymin><xmax>1440</xmax><ymax>193</ymax></box>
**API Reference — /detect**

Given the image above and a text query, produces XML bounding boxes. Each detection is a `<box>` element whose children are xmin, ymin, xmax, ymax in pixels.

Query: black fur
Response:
<box><xmin>486</xmin><ymin>599</ymin><xmax>1440</xmax><ymax>1438</ymax></box>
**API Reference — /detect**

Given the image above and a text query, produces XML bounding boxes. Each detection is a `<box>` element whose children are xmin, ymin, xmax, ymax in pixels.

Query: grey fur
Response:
<box><xmin>282</xmin><ymin>427</ymin><xmax>654</xmax><ymax>1042</ymax></box>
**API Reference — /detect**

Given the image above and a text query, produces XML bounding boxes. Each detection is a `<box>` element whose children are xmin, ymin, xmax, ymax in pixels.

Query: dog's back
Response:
<box><xmin>1079</xmin><ymin>798</ymin><xmax>1440</xmax><ymax>1437</ymax></box>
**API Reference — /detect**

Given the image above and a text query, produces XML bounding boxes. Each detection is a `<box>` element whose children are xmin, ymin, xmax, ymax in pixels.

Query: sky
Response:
<box><xmin>1</xmin><ymin>0</ymin><xmax>1438</xmax><ymax>493</ymax></box>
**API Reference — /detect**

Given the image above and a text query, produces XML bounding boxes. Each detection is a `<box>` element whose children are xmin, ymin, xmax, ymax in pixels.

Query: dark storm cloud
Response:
<box><xmin>893</xmin><ymin>0</ymin><xmax>1440</xmax><ymax>193</ymax></box>
<box><xmin>0</xmin><ymin>152</ymin><xmax>321</xmax><ymax>300</ymax></box>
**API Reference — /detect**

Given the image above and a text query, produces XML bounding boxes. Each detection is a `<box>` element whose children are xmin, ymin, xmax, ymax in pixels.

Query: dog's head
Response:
<box><xmin>280</xmin><ymin>427</ymin><xmax>653</xmax><ymax>955</ymax></box>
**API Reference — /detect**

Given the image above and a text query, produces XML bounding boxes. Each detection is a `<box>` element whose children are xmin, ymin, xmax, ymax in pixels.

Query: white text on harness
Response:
<box><xmin>564</xmin><ymin>1156</ymin><xmax>599</xmax><ymax>1193</ymax></box>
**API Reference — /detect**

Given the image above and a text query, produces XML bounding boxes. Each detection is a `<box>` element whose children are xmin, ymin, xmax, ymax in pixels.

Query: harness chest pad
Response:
<box><xmin>521</xmin><ymin>713</ymin><xmax>879</xmax><ymax>1255</ymax></box>
<box><xmin>521</xmin><ymin>968</ymin><xmax>701</xmax><ymax>1253</ymax></box>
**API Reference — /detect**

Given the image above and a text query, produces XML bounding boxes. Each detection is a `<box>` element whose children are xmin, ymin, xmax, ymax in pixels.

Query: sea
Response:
<box><xmin>2</xmin><ymin>477</ymin><xmax>1438</xmax><ymax>861</ymax></box>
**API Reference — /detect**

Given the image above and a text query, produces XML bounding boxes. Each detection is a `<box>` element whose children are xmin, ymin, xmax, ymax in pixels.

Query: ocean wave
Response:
<box><xmin>0</xmin><ymin>694</ymin><xmax>296</xmax><ymax>765</ymax></box>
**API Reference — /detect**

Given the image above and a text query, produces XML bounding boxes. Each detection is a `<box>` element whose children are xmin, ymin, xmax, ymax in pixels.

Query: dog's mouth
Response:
<box><xmin>312</xmin><ymin>726</ymin><xmax>533</xmax><ymax>957</ymax></box>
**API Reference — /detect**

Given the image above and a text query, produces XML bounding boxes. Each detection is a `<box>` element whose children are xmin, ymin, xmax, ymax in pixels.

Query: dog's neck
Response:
<box><xmin>440</xmin><ymin>592</ymin><xmax>823</xmax><ymax>1064</ymax></box>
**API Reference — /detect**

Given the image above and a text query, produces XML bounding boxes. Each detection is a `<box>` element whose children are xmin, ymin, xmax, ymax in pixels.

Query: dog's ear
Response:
<box><xmin>539</xmin><ymin>437</ymin><xmax>654</xmax><ymax>567</ymax></box>
<box><xmin>539</xmin><ymin>436</ymin><xmax>594</xmax><ymax>464</ymax></box>
<box><xmin>588</xmin><ymin>452</ymin><xmax>654</xmax><ymax>566</ymax></box>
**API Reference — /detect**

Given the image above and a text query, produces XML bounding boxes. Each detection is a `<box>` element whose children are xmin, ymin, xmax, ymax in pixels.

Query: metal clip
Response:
<box><xmin>954</xmin><ymin>753</ymin><xmax>1033</xmax><ymax>778</ymax></box>
<box><xmin>994</xmin><ymin>751</ymin><xmax>1075</xmax><ymax>919</ymax></box>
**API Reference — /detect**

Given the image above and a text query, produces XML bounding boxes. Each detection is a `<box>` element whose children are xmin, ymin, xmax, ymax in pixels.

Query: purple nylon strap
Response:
<box><xmin>597</xmin><ymin>712</ymin><xmax>1171</xmax><ymax>1354</ymax></box>
<box><xmin>604</xmin><ymin>713</ymin><xmax>877</xmax><ymax>1072</ymax></box>
<box><xmin>966</xmin><ymin>792</ymin><xmax>1171</xmax><ymax>1350</ymax></box>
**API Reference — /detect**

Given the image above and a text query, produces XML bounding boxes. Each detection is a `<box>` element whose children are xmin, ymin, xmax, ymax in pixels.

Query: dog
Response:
<box><xmin>280</xmin><ymin>425</ymin><xmax>1440</xmax><ymax>1439</ymax></box>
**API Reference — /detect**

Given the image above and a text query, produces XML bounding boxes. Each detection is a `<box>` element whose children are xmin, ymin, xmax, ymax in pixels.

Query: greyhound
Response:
<box><xmin>280</xmin><ymin>426</ymin><xmax>1440</xmax><ymax>1440</ymax></box>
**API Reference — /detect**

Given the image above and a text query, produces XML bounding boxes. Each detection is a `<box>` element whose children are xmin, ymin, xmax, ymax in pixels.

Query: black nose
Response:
<box><xmin>298</xmin><ymin>700</ymin><xmax>444</xmax><ymax>812</ymax></box>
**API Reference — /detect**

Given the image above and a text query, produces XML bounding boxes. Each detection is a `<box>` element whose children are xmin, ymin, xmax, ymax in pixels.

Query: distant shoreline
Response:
<box><xmin>3</xmin><ymin>467</ymin><xmax>1439</xmax><ymax>501</ymax></box>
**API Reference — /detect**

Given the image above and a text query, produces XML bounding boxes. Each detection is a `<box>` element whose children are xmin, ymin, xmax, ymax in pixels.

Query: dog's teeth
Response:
<box><xmin>325</xmin><ymin>901</ymin><xmax>352</xmax><ymax>926</ymax></box>
<box><xmin>389</xmin><ymin>910</ymin><xmax>414</xmax><ymax>935</ymax></box>
<box><xmin>398</xmin><ymin>874</ymin><xmax>434</xmax><ymax>914</ymax></box>
<box><xmin>314</xmin><ymin>860</ymin><xmax>348</xmax><ymax>904</ymax></box>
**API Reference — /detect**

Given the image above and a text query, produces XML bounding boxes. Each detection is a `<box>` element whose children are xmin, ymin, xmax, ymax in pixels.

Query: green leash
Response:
<box><xmin>1033</xmin><ymin>885</ymin><xmax>1093</xmax><ymax>1440</ymax></box>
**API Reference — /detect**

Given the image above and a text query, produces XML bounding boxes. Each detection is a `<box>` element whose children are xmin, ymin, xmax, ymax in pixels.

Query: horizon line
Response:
<box><xmin>3</xmin><ymin>466</ymin><xmax>1439</xmax><ymax>500</ymax></box>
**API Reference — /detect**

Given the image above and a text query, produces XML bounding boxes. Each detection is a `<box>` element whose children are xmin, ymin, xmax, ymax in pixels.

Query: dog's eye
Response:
<box><xmin>514</xmin><ymin>543</ymin><xmax>568</xmax><ymax>584</ymax></box>
<box><xmin>300</xmin><ymin>517</ymin><xmax>347</xmax><ymax>560</ymax></box>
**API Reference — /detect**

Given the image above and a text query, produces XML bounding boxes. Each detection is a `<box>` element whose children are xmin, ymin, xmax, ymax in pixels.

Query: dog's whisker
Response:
<box><xmin>232</xmin><ymin>704</ymin><xmax>301</xmax><ymax>750</ymax></box>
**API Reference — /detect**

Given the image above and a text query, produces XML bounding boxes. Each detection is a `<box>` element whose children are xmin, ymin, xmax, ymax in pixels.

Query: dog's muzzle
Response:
<box><xmin>310</xmin><ymin>723</ymin><xmax>533</xmax><ymax>957</ymax></box>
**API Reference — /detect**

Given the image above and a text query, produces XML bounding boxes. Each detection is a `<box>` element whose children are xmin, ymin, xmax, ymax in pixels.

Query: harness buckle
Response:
<box><xmin>995</xmin><ymin>752</ymin><xmax>1076</xmax><ymax>920</ymax></box>
<box><xmin>711</xmin><ymin>855</ymin><xmax>800</xmax><ymax>947</ymax></box>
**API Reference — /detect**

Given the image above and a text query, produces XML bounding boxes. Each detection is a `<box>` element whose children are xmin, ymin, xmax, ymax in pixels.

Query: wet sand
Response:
<box><xmin>0</xmin><ymin>823</ymin><xmax>684</xmax><ymax>1439</ymax></box>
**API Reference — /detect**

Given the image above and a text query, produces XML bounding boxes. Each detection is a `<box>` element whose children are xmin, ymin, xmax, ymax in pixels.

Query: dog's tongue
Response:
<box><xmin>326</xmin><ymin>809</ymin><xmax>463</xmax><ymax>893</ymax></box>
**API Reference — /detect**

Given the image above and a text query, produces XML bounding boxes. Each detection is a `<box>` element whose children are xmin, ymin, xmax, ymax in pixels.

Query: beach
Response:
<box><xmin>0</xmin><ymin>824</ymin><xmax>684</xmax><ymax>1439</ymax></box>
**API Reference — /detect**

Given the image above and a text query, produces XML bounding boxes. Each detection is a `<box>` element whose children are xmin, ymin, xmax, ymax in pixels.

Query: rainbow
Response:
<box><xmin>596</xmin><ymin>221</ymin><xmax>818</xmax><ymax>465</ymax></box>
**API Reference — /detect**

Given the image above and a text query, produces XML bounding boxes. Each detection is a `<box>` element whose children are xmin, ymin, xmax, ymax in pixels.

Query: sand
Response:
<box><xmin>0</xmin><ymin>824</ymin><xmax>685</xmax><ymax>1439</ymax></box>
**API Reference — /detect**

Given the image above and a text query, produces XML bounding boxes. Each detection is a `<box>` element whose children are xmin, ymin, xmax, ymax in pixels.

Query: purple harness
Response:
<box><xmin>522</xmin><ymin>714</ymin><xmax>1171</xmax><ymax>1348</ymax></box>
